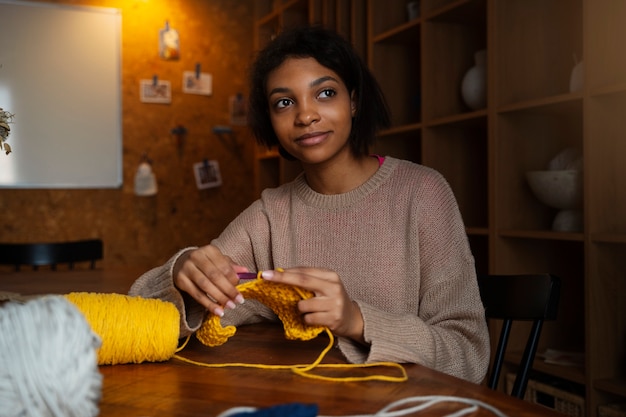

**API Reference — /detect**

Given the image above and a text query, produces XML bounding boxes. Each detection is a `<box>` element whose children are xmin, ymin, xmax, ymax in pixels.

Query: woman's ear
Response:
<box><xmin>350</xmin><ymin>91</ymin><xmax>357</xmax><ymax>117</ymax></box>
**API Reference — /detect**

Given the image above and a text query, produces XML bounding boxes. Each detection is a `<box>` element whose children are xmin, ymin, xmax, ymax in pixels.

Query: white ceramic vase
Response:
<box><xmin>461</xmin><ymin>49</ymin><xmax>487</xmax><ymax>110</ymax></box>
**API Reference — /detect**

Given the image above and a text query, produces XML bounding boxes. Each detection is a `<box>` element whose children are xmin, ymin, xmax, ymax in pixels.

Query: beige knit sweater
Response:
<box><xmin>129</xmin><ymin>157</ymin><xmax>489</xmax><ymax>383</ymax></box>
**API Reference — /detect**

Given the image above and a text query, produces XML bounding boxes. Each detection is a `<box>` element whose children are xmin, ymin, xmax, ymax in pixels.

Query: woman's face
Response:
<box><xmin>266</xmin><ymin>57</ymin><xmax>356</xmax><ymax>165</ymax></box>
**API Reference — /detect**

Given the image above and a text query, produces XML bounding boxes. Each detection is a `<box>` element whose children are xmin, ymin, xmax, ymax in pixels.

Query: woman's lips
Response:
<box><xmin>295</xmin><ymin>131</ymin><xmax>329</xmax><ymax>146</ymax></box>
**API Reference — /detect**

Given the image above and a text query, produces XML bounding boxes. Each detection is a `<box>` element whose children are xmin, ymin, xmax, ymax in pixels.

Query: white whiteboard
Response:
<box><xmin>0</xmin><ymin>0</ymin><xmax>122</xmax><ymax>188</ymax></box>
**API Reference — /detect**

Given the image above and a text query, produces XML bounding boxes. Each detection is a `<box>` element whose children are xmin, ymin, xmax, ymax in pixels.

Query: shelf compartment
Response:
<box><xmin>594</xmin><ymin>378</ymin><xmax>626</xmax><ymax>399</ymax></box>
<box><xmin>498</xmin><ymin>229</ymin><xmax>584</xmax><ymax>242</ymax></box>
<box><xmin>505</xmin><ymin>351</ymin><xmax>586</xmax><ymax>385</ymax></box>
<box><xmin>373</xmin><ymin>128</ymin><xmax>421</xmax><ymax>164</ymax></box>
<box><xmin>492</xmin><ymin>238</ymin><xmax>585</xmax><ymax>283</ymax></box>
<box><xmin>370</xmin><ymin>24</ymin><xmax>421</xmax><ymax>127</ymax></box>
<box><xmin>588</xmin><ymin>243</ymin><xmax>626</xmax><ymax>387</ymax></box>
<box><xmin>494</xmin><ymin>0</ymin><xmax>582</xmax><ymax>106</ymax></box>
<box><xmin>422</xmin><ymin>118</ymin><xmax>487</xmax><ymax>229</ymax></box>
<box><xmin>492</xmin><ymin>237</ymin><xmax>585</xmax><ymax>356</ymax></box>
<box><xmin>497</xmin><ymin>93</ymin><xmax>583</xmax><ymax>115</ymax></box>
<box><xmin>422</xmin><ymin>9</ymin><xmax>486</xmax><ymax>120</ymax></box>
<box><xmin>309</xmin><ymin>0</ymin><xmax>367</xmax><ymax>57</ymax></box>
<box><xmin>255</xmin><ymin>0</ymin><xmax>309</xmax><ymax>46</ymax></box>
<box><xmin>495</xmin><ymin>99</ymin><xmax>583</xmax><ymax>231</ymax></box>
<box><xmin>369</xmin><ymin>0</ymin><xmax>420</xmax><ymax>36</ymax></box>
<box><xmin>591</xmin><ymin>233</ymin><xmax>626</xmax><ymax>245</ymax></box>
<box><xmin>423</xmin><ymin>0</ymin><xmax>486</xmax><ymax>24</ymax></box>
<box><xmin>425</xmin><ymin>109</ymin><xmax>487</xmax><ymax>128</ymax></box>
<box><xmin>590</xmin><ymin>83</ymin><xmax>626</xmax><ymax>100</ymax></box>
<box><xmin>378</xmin><ymin>122</ymin><xmax>422</xmax><ymax>137</ymax></box>
<box><xmin>586</xmin><ymin>0</ymin><xmax>626</xmax><ymax>93</ymax></box>
<box><xmin>587</xmin><ymin>92</ymin><xmax>626</xmax><ymax>235</ymax></box>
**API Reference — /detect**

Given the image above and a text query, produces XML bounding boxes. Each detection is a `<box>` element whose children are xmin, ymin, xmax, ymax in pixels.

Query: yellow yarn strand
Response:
<box><xmin>175</xmin><ymin>327</ymin><xmax>407</xmax><ymax>382</ymax></box>
<box><xmin>64</xmin><ymin>292</ymin><xmax>180</xmax><ymax>365</ymax></box>
<box><xmin>176</xmin><ymin>270</ymin><xmax>408</xmax><ymax>383</ymax></box>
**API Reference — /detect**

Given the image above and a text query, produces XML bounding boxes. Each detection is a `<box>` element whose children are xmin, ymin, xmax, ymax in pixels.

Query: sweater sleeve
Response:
<box><xmin>128</xmin><ymin>201</ymin><xmax>280</xmax><ymax>339</ymax></box>
<box><xmin>128</xmin><ymin>247</ymin><xmax>207</xmax><ymax>337</ymax></box>
<box><xmin>337</xmin><ymin>169</ymin><xmax>490</xmax><ymax>384</ymax></box>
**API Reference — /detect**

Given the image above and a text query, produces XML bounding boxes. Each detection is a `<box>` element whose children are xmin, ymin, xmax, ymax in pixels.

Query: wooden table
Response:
<box><xmin>1</xmin><ymin>269</ymin><xmax>564</xmax><ymax>417</ymax></box>
<box><xmin>0</xmin><ymin>268</ymin><xmax>144</xmax><ymax>296</ymax></box>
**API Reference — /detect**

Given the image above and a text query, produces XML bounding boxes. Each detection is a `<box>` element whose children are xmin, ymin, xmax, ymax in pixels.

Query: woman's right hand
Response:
<box><xmin>172</xmin><ymin>244</ymin><xmax>248</xmax><ymax>317</ymax></box>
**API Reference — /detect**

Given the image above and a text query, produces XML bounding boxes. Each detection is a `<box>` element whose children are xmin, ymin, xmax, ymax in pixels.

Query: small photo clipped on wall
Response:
<box><xmin>140</xmin><ymin>78</ymin><xmax>171</xmax><ymax>104</ymax></box>
<box><xmin>183</xmin><ymin>71</ymin><xmax>212</xmax><ymax>96</ymax></box>
<box><xmin>193</xmin><ymin>160</ymin><xmax>222</xmax><ymax>190</ymax></box>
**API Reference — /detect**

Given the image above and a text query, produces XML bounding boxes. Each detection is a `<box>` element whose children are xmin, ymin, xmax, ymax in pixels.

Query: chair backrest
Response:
<box><xmin>477</xmin><ymin>273</ymin><xmax>560</xmax><ymax>399</ymax></box>
<box><xmin>0</xmin><ymin>239</ymin><xmax>103</xmax><ymax>271</ymax></box>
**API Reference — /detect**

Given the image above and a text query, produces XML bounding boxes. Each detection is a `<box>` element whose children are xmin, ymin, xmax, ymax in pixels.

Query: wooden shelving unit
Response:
<box><xmin>253</xmin><ymin>1</ymin><xmax>626</xmax><ymax>415</ymax></box>
<box><xmin>366</xmin><ymin>0</ymin><xmax>626</xmax><ymax>416</ymax></box>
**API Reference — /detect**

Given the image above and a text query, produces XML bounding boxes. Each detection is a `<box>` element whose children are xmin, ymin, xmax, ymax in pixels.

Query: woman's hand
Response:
<box><xmin>173</xmin><ymin>244</ymin><xmax>248</xmax><ymax>317</ymax></box>
<box><xmin>261</xmin><ymin>267</ymin><xmax>365</xmax><ymax>343</ymax></box>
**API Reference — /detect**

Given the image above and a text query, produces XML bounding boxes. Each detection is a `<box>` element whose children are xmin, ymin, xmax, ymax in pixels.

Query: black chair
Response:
<box><xmin>0</xmin><ymin>239</ymin><xmax>103</xmax><ymax>271</ymax></box>
<box><xmin>477</xmin><ymin>273</ymin><xmax>561</xmax><ymax>399</ymax></box>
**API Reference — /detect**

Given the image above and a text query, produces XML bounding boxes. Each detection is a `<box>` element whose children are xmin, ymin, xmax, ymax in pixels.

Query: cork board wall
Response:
<box><xmin>0</xmin><ymin>0</ymin><xmax>257</xmax><ymax>269</ymax></box>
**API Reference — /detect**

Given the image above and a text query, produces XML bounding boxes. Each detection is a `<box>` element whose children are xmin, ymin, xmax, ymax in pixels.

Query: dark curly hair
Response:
<box><xmin>247</xmin><ymin>25</ymin><xmax>390</xmax><ymax>158</ymax></box>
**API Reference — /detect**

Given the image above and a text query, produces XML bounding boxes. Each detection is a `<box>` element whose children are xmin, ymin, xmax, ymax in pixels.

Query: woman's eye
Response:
<box><xmin>318</xmin><ymin>89</ymin><xmax>336</xmax><ymax>99</ymax></box>
<box><xmin>275</xmin><ymin>98</ymin><xmax>292</xmax><ymax>109</ymax></box>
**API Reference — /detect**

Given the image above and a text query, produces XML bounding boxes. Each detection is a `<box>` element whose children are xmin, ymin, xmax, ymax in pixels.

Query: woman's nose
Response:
<box><xmin>295</xmin><ymin>102</ymin><xmax>320</xmax><ymax>126</ymax></box>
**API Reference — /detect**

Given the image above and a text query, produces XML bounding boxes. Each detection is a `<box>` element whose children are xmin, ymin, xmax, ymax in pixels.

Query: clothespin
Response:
<box><xmin>195</xmin><ymin>63</ymin><xmax>201</xmax><ymax>80</ymax></box>
<box><xmin>165</xmin><ymin>20</ymin><xmax>169</xmax><ymax>31</ymax></box>
<box><xmin>212</xmin><ymin>125</ymin><xmax>240</xmax><ymax>156</ymax></box>
<box><xmin>212</xmin><ymin>125</ymin><xmax>233</xmax><ymax>135</ymax></box>
<box><xmin>171</xmin><ymin>125</ymin><xmax>187</xmax><ymax>155</ymax></box>
<box><xmin>153</xmin><ymin>75</ymin><xmax>158</xmax><ymax>86</ymax></box>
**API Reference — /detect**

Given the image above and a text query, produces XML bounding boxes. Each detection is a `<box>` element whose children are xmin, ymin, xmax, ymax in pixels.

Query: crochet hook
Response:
<box><xmin>237</xmin><ymin>272</ymin><xmax>258</xmax><ymax>281</ymax></box>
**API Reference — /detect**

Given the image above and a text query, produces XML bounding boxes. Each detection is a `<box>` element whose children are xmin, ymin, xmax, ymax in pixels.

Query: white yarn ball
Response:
<box><xmin>0</xmin><ymin>296</ymin><xmax>102</xmax><ymax>417</ymax></box>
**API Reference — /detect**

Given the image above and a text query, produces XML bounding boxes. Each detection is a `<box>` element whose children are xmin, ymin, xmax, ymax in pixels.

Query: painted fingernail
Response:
<box><xmin>225</xmin><ymin>300</ymin><xmax>236</xmax><ymax>310</ymax></box>
<box><xmin>235</xmin><ymin>294</ymin><xmax>245</xmax><ymax>304</ymax></box>
<box><xmin>213</xmin><ymin>307</ymin><xmax>224</xmax><ymax>317</ymax></box>
<box><xmin>261</xmin><ymin>270</ymin><xmax>274</xmax><ymax>280</ymax></box>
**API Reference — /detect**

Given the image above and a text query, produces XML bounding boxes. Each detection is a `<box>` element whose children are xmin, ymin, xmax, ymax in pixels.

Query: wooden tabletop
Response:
<box><xmin>0</xmin><ymin>267</ymin><xmax>144</xmax><ymax>296</ymax></box>
<box><xmin>1</xmin><ymin>269</ymin><xmax>564</xmax><ymax>417</ymax></box>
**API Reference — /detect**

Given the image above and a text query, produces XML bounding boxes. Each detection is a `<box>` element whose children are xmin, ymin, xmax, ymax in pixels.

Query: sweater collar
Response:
<box><xmin>292</xmin><ymin>156</ymin><xmax>399</xmax><ymax>208</ymax></box>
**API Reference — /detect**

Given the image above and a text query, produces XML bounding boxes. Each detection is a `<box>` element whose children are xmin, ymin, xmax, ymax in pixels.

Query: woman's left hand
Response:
<box><xmin>261</xmin><ymin>267</ymin><xmax>365</xmax><ymax>343</ymax></box>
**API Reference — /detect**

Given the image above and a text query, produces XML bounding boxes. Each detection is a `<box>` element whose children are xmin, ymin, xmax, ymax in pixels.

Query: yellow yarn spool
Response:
<box><xmin>64</xmin><ymin>292</ymin><xmax>180</xmax><ymax>365</ymax></box>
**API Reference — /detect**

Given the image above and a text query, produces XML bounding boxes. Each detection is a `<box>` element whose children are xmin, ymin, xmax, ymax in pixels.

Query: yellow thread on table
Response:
<box><xmin>176</xmin><ymin>270</ymin><xmax>408</xmax><ymax>383</ymax></box>
<box><xmin>64</xmin><ymin>292</ymin><xmax>180</xmax><ymax>365</ymax></box>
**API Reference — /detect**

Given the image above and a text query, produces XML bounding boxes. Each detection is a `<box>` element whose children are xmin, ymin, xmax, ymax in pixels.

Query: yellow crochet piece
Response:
<box><xmin>177</xmin><ymin>269</ymin><xmax>408</xmax><ymax>383</ymax></box>
<box><xmin>196</xmin><ymin>272</ymin><xmax>325</xmax><ymax>347</ymax></box>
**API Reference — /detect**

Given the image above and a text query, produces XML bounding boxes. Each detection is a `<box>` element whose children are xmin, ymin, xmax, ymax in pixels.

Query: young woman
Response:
<box><xmin>130</xmin><ymin>26</ymin><xmax>489</xmax><ymax>383</ymax></box>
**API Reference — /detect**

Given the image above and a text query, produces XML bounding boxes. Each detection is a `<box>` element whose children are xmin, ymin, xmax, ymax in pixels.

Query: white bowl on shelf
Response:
<box><xmin>525</xmin><ymin>170</ymin><xmax>582</xmax><ymax>209</ymax></box>
<box><xmin>525</xmin><ymin>170</ymin><xmax>583</xmax><ymax>232</ymax></box>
